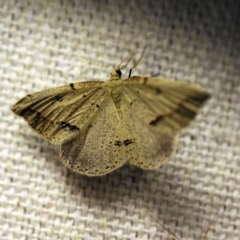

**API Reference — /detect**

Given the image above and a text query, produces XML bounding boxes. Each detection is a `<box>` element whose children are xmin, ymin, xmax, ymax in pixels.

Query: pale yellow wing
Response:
<box><xmin>12</xmin><ymin>81</ymin><xmax>106</xmax><ymax>144</ymax></box>
<box><xmin>121</xmin><ymin>76</ymin><xmax>210</xmax><ymax>169</ymax></box>
<box><xmin>12</xmin><ymin>81</ymin><xmax>131</xmax><ymax>176</ymax></box>
<box><xmin>123</xmin><ymin>76</ymin><xmax>210</xmax><ymax>132</ymax></box>
<box><xmin>60</xmin><ymin>93</ymin><xmax>131</xmax><ymax>176</ymax></box>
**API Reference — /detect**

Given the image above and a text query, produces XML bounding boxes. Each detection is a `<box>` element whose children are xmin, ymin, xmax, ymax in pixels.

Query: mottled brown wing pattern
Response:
<box><xmin>12</xmin><ymin>81</ymin><xmax>106</xmax><ymax>144</ymax></box>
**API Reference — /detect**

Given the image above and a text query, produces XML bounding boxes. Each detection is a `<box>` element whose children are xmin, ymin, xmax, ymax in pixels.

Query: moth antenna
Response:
<box><xmin>128</xmin><ymin>46</ymin><xmax>147</xmax><ymax>78</ymax></box>
<box><xmin>116</xmin><ymin>32</ymin><xmax>153</xmax><ymax>71</ymax></box>
<box><xmin>81</xmin><ymin>56</ymin><xmax>112</xmax><ymax>72</ymax></box>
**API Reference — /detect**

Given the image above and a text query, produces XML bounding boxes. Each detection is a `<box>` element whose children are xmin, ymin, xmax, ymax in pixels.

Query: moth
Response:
<box><xmin>12</xmin><ymin>41</ymin><xmax>210</xmax><ymax>176</ymax></box>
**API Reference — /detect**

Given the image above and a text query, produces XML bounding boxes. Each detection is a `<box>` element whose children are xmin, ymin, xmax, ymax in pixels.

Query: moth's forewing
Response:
<box><xmin>12</xmin><ymin>81</ymin><xmax>105</xmax><ymax>144</ymax></box>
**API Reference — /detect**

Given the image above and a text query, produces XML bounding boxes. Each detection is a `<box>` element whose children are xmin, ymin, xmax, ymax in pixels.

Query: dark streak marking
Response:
<box><xmin>149</xmin><ymin>104</ymin><xmax>195</xmax><ymax>126</ymax></box>
<box><xmin>19</xmin><ymin>108</ymin><xmax>51</xmax><ymax>130</ymax></box>
<box><xmin>96</xmin><ymin>104</ymin><xmax>100</xmax><ymax>108</ymax></box>
<box><xmin>188</xmin><ymin>93</ymin><xmax>211</xmax><ymax>107</ymax></box>
<box><xmin>54</xmin><ymin>95</ymin><xmax>63</xmax><ymax>102</ymax></box>
<box><xmin>70</xmin><ymin>83</ymin><xmax>76</xmax><ymax>90</ymax></box>
<box><xmin>30</xmin><ymin>112</ymin><xmax>43</xmax><ymax>128</ymax></box>
<box><xmin>19</xmin><ymin>108</ymin><xmax>34</xmax><ymax>118</ymax></box>
<box><xmin>114</xmin><ymin>141</ymin><xmax>122</xmax><ymax>146</ymax></box>
<box><xmin>149</xmin><ymin>93</ymin><xmax>210</xmax><ymax>126</ymax></box>
<box><xmin>149</xmin><ymin>115</ymin><xmax>164</xmax><ymax>126</ymax></box>
<box><xmin>123</xmin><ymin>139</ymin><xmax>133</xmax><ymax>146</ymax></box>
<box><xmin>176</xmin><ymin>104</ymin><xmax>196</xmax><ymax>119</ymax></box>
<box><xmin>59</xmin><ymin>121</ymin><xmax>79</xmax><ymax>132</ymax></box>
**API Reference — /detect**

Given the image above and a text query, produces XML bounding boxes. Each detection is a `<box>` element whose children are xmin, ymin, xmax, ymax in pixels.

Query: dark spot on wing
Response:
<box><xmin>149</xmin><ymin>115</ymin><xmax>164</xmax><ymax>126</ymax></box>
<box><xmin>83</xmin><ymin>95</ymin><xmax>86</xmax><ymax>98</ymax></box>
<box><xmin>59</xmin><ymin>121</ymin><xmax>79</xmax><ymax>132</ymax></box>
<box><xmin>130</xmin><ymin>99</ymin><xmax>136</xmax><ymax>106</ymax></box>
<box><xmin>156</xmin><ymin>88</ymin><xmax>162</xmax><ymax>94</ymax></box>
<box><xmin>35</xmin><ymin>112</ymin><xmax>42</xmax><ymax>121</ymax></box>
<box><xmin>70</xmin><ymin>83</ymin><xmax>76</xmax><ymax>90</ymax></box>
<box><xmin>114</xmin><ymin>140</ymin><xmax>122</xmax><ymax>146</ymax></box>
<box><xmin>54</xmin><ymin>95</ymin><xmax>63</xmax><ymax>102</ymax></box>
<box><xmin>123</xmin><ymin>139</ymin><xmax>133</xmax><ymax>146</ymax></box>
<box><xmin>96</xmin><ymin>104</ymin><xmax>100</xmax><ymax>108</ymax></box>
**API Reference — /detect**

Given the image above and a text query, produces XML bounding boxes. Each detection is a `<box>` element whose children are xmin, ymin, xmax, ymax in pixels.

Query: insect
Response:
<box><xmin>12</xmin><ymin>37</ymin><xmax>210</xmax><ymax>176</ymax></box>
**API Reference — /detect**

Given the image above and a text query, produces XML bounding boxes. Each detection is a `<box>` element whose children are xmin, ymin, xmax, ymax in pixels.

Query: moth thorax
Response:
<box><xmin>110</xmin><ymin>87</ymin><xmax>123</xmax><ymax>108</ymax></box>
<box><xmin>109</xmin><ymin>69</ymin><xmax>122</xmax><ymax>81</ymax></box>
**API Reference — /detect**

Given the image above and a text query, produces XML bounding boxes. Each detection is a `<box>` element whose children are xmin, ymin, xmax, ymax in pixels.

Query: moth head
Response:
<box><xmin>110</xmin><ymin>68</ymin><xmax>122</xmax><ymax>80</ymax></box>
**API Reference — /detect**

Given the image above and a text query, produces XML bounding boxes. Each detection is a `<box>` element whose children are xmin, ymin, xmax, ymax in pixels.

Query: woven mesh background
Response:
<box><xmin>1</xmin><ymin>0</ymin><xmax>240</xmax><ymax>239</ymax></box>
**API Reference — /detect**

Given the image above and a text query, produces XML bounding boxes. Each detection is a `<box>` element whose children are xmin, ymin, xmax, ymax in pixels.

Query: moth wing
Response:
<box><xmin>121</xmin><ymin>76</ymin><xmax>210</xmax><ymax>169</ymax></box>
<box><xmin>60</xmin><ymin>93</ymin><xmax>128</xmax><ymax>176</ymax></box>
<box><xmin>12</xmin><ymin>81</ymin><xmax>106</xmax><ymax>144</ymax></box>
<box><xmin>123</xmin><ymin>76</ymin><xmax>210</xmax><ymax>133</ymax></box>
